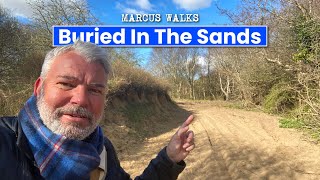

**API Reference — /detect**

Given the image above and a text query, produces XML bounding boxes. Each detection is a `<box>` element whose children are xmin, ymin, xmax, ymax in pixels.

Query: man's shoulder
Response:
<box><xmin>103</xmin><ymin>136</ymin><xmax>116</xmax><ymax>152</ymax></box>
<box><xmin>0</xmin><ymin>116</ymin><xmax>18</xmax><ymax>150</ymax></box>
<box><xmin>0</xmin><ymin>116</ymin><xmax>18</xmax><ymax>136</ymax></box>
<box><xmin>0</xmin><ymin>116</ymin><xmax>18</xmax><ymax>130</ymax></box>
<box><xmin>103</xmin><ymin>136</ymin><xmax>112</xmax><ymax>145</ymax></box>
<box><xmin>102</xmin><ymin>136</ymin><xmax>121</xmax><ymax>163</ymax></box>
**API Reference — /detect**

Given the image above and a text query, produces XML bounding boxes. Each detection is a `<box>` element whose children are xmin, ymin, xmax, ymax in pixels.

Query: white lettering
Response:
<box><xmin>197</xmin><ymin>29</ymin><xmax>208</xmax><ymax>44</ymax></box>
<box><xmin>113</xmin><ymin>28</ymin><xmax>125</xmax><ymax>44</ymax></box>
<box><xmin>121</xmin><ymin>14</ymin><xmax>128</xmax><ymax>22</ymax></box>
<box><xmin>237</xmin><ymin>28</ymin><xmax>250</xmax><ymax>44</ymax></box>
<box><xmin>100</xmin><ymin>32</ymin><xmax>112</xmax><ymax>44</ymax></box>
<box><xmin>166</xmin><ymin>14</ymin><xmax>173</xmax><ymax>22</ymax></box>
<box><xmin>251</xmin><ymin>32</ymin><xmax>261</xmax><ymax>44</ymax></box>
<box><xmin>154</xmin><ymin>29</ymin><xmax>166</xmax><ymax>44</ymax></box>
<box><xmin>59</xmin><ymin>29</ymin><xmax>71</xmax><ymax>44</ymax></box>
<box><xmin>180</xmin><ymin>32</ymin><xmax>192</xmax><ymax>44</ymax></box>
<box><xmin>137</xmin><ymin>32</ymin><xmax>149</xmax><ymax>44</ymax></box>
<box><xmin>224</xmin><ymin>32</ymin><xmax>236</xmax><ymax>44</ymax></box>
<box><xmin>167</xmin><ymin>28</ymin><xmax>179</xmax><ymax>44</ymax></box>
<box><xmin>193</xmin><ymin>14</ymin><xmax>199</xmax><ymax>22</ymax></box>
<box><xmin>94</xmin><ymin>27</ymin><xmax>100</xmax><ymax>43</ymax></box>
<box><xmin>131</xmin><ymin>29</ymin><xmax>136</xmax><ymax>44</ymax></box>
<box><xmin>209</xmin><ymin>32</ymin><xmax>222</xmax><ymax>44</ymax></box>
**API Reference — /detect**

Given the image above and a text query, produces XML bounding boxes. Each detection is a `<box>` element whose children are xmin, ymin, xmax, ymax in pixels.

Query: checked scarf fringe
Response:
<box><xmin>19</xmin><ymin>95</ymin><xmax>104</xmax><ymax>180</ymax></box>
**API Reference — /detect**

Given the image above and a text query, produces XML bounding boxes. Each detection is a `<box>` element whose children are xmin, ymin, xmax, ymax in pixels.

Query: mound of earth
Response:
<box><xmin>100</xmin><ymin>86</ymin><xmax>191</xmax><ymax>171</ymax></box>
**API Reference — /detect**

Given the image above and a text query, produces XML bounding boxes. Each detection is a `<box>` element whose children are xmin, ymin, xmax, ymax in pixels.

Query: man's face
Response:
<box><xmin>35</xmin><ymin>51</ymin><xmax>107</xmax><ymax>140</ymax></box>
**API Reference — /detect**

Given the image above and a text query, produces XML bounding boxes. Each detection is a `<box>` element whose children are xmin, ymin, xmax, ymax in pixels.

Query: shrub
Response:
<box><xmin>108</xmin><ymin>60</ymin><xmax>171</xmax><ymax>95</ymax></box>
<box><xmin>263</xmin><ymin>83</ymin><xmax>297</xmax><ymax>114</ymax></box>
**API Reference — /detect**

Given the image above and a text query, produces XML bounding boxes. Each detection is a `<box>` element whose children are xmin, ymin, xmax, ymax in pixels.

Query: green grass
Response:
<box><xmin>310</xmin><ymin>131</ymin><xmax>320</xmax><ymax>140</ymax></box>
<box><xmin>121</xmin><ymin>102</ymin><xmax>156</xmax><ymax>138</ymax></box>
<box><xmin>123</xmin><ymin>103</ymin><xmax>154</xmax><ymax>123</ymax></box>
<box><xmin>279</xmin><ymin>118</ymin><xmax>305</xmax><ymax>128</ymax></box>
<box><xmin>279</xmin><ymin>117</ymin><xmax>320</xmax><ymax>143</ymax></box>
<box><xmin>224</xmin><ymin>100</ymin><xmax>262</xmax><ymax>112</ymax></box>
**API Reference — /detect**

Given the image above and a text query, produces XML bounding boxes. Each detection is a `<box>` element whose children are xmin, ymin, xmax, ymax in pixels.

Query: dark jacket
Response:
<box><xmin>0</xmin><ymin>116</ymin><xmax>185</xmax><ymax>180</ymax></box>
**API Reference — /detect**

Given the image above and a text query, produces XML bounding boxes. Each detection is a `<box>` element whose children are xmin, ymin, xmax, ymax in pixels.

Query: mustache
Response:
<box><xmin>55</xmin><ymin>106</ymin><xmax>94</xmax><ymax>121</ymax></box>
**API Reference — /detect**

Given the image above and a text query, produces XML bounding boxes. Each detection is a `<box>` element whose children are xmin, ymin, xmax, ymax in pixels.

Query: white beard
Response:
<box><xmin>36</xmin><ymin>87</ymin><xmax>102</xmax><ymax>140</ymax></box>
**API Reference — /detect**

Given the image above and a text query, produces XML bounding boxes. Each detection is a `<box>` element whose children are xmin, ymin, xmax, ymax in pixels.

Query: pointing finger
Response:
<box><xmin>177</xmin><ymin>126</ymin><xmax>189</xmax><ymax>137</ymax></box>
<box><xmin>181</xmin><ymin>115</ymin><xmax>194</xmax><ymax>128</ymax></box>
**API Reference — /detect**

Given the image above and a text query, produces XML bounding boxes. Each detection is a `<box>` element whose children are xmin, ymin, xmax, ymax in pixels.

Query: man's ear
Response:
<box><xmin>34</xmin><ymin>77</ymin><xmax>43</xmax><ymax>96</ymax></box>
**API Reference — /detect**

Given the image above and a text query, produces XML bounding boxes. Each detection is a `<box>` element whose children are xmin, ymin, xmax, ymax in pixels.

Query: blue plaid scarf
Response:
<box><xmin>19</xmin><ymin>95</ymin><xmax>104</xmax><ymax>180</ymax></box>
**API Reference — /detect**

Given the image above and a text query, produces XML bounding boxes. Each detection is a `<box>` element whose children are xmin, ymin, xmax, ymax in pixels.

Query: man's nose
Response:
<box><xmin>70</xmin><ymin>86</ymin><xmax>89</xmax><ymax>107</ymax></box>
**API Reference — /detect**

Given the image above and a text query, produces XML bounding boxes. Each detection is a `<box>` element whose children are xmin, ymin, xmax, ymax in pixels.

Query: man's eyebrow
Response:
<box><xmin>57</xmin><ymin>75</ymin><xmax>105</xmax><ymax>88</ymax></box>
<box><xmin>56</xmin><ymin>75</ymin><xmax>78</xmax><ymax>81</ymax></box>
<box><xmin>89</xmin><ymin>83</ymin><xmax>106</xmax><ymax>88</ymax></box>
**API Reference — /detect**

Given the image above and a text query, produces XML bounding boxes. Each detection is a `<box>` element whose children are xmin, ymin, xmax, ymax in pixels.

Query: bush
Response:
<box><xmin>279</xmin><ymin>118</ymin><xmax>305</xmax><ymax>129</ymax></box>
<box><xmin>263</xmin><ymin>83</ymin><xmax>297</xmax><ymax>114</ymax></box>
<box><xmin>108</xmin><ymin>60</ymin><xmax>171</xmax><ymax>94</ymax></box>
<box><xmin>0</xmin><ymin>84</ymin><xmax>33</xmax><ymax>116</ymax></box>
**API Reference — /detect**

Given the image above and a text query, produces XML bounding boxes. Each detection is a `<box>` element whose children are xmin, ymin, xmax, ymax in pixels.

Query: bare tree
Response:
<box><xmin>178</xmin><ymin>48</ymin><xmax>202</xmax><ymax>99</ymax></box>
<box><xmin>150</xmin><ymin>48</ymin><xmax>185</xmax><ymax>98</ymax></box>
<box><xmin>27</xmin><ymin>0</ymin><xmax>99</xmax><ymax>48</ymax></box>
<box><xmin>150</xmin><ymin>48</ymin><xmax>202</xmax><ymax>99</ymax></box>
<box><xmin>0</xmin><ymin>5</ymin><xmax>32</xmax><ymax>85</ymax></box>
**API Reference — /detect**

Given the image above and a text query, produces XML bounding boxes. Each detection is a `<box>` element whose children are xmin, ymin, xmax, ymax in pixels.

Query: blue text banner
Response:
<box><xmin>53</xmin><ymin>26</ymin><xmax>268</xmax><ymax>47</ymax></box>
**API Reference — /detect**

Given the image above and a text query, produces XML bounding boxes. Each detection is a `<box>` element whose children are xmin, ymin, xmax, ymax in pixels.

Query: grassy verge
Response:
<box><xmin>279</xmin><ymin>117</ymin><xmax>320</xmax><ymax>143</ymax></box>
<box><xmin>279</xmin><ymin>118</ymin><xmax>305</xmax><ymax>128</ymax></box>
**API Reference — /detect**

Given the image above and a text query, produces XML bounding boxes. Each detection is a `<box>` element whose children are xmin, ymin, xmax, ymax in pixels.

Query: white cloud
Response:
<box><xmin>117</xmin><ymin>0</ymin><xmax>153</xmax><ymax>14</ymax></box>
<box><xmin>172</xmin><ymin>0</ymin><xmax>212</xmax><ymax>11</ymax></box>
<box><xmin>115</xmin><ymin>2</ymin><xmax>145</xmax><ymax>14</ymax></box>
<box><xmin>123</xmin><ymin>8</ymin><xmax>142</xmax><ymax>14</ymax></box>
<box><xmin>2</xmin><ymin>0</ymin><xmax>34</xmax><ymax>18</ymax></box>
<box><xmin>135</xmin><ymin>0</ymin><xmax>152</xmax><ymax>10</ymax></box>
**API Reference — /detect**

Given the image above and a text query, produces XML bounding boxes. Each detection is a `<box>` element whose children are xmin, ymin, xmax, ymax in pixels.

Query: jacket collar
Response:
<box><xmin>0</xmin><ymin>116</ymin><xmax>37</xmax><ymax>166</ymax></box>
<box><xmin>15</xmin><ymin>114</ymin><xmax>37</xmax><ymax>164</ymax></box>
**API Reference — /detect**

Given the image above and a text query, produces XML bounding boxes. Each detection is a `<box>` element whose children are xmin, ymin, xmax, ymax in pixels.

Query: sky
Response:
<box><xmin>89</xmin><ymin>0</ymin><xmax>238</xmax><ymax>25</ymax></box>
<box><xmin>1</xmin><ymin>0</ymin><xmax>240</xmax><ymax>66</ymax></box>
<box><xmin>1</xmin><ymin>0</ymin><xmax>239</xmax><ymax>24</ymax></box>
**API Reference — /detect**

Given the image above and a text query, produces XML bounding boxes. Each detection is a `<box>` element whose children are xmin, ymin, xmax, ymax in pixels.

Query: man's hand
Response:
<box><xmin>166</xmin><ymin>115</ymin><xmax>195</xmax><ymax>163</ymax></box>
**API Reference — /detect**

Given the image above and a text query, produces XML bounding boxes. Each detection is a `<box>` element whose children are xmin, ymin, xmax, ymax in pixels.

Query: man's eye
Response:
<box><xmin>89</xmin><ymin>88</ymin><xmax>102</xmax><ymax>95</ymax></box>
<box><xmin>58</xmin><ymin>82</ymin><xmax>74</xmax><ymax>88</ymax></box>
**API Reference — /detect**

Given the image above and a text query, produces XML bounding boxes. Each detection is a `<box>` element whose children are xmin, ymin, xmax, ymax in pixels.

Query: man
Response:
<box><xmin>0</xmin><ymin>41</ymin><xmax>195</xmax><ymax>179</ymax></box>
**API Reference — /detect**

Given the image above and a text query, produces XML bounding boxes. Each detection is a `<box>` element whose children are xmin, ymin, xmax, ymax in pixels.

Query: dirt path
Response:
<box><xmin>119</xmin><ymin>101</ymin><xmax>320</xmax><ymax>179</ymax></box>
